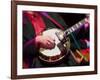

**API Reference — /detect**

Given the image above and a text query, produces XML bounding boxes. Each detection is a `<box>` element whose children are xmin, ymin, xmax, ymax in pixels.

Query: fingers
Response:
<box><xmin>46</xmin><ymin>41</ymin><xmax>55</xmax><ymax>49</ymax></box>
<box><xmin>47</xmin><ymin>37</ymin><xmax>55</xmax><ymax>48</ymax></box>
<box><xmin>42</xmin><ymin>36</ymin><xmax>55</xmax><ymax>49</ymax></box>
<box><xmin>47</xmin><ymin>36</ymin><xmax>55</xmax><ymax>43</ymax></box>
<box><xmin>38</xmin><ymin>35</ymin><xmax>55</xmax><ymax>49</ymax></box>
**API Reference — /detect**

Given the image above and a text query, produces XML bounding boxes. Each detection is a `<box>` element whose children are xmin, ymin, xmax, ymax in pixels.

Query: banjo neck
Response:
<box><xmin>39</xmin><ymin>18</ymin><xmax>86</xmax><ymax>63</ymax></box>
<box><xmin>64</xmin><ymin>19</ymin><xmax>86</xmax><ymax>36</ymax></box>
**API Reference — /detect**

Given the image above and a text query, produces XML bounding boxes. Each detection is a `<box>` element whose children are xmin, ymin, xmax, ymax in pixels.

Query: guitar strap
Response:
<box><xmin>41</xmin><ymin>12</ymin><xmax>64</xmax><ymax>30</ymax></box>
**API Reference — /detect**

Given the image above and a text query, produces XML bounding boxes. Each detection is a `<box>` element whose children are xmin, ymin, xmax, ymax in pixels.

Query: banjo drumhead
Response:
<box><xmin>39</xmin><ymin>29</ymin><xmax>68</xmax><ymax>62</ymax></box>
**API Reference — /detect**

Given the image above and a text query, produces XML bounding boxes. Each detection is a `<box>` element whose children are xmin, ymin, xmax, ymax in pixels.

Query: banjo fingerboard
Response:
<box><xmin>64</xmin><ymin>19</ymin><xmax>85</xmax><ymax>36</ymax></box>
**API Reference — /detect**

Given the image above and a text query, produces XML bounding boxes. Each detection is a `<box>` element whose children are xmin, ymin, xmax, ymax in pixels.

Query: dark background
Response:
<box><xmin>59</xmin><ymin>13</ymin><xmax>86</xmax><ymax>27</ymax></box>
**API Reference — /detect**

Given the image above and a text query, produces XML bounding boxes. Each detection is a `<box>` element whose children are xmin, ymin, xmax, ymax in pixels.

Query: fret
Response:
<box><xmin>70</xmin><ymin>27</ymin><xmax>74</xmax><ymax>32</ymax></box>
<box><xmin>76</xmin><ymin>24</ymin><xmax>79</xmax><ymax>28</ymax></box>
<box><xmin>71</xmin><ymin>27</ymin><xmax>75</xmax><ymax>31</ymax></box>
<box><xmin>64</xmin><ymin>18</ymin><xmax>85</xmax><ymax>36</ymax></box>
<box><xmin>73</xmin><ymin>25</ymin><xmax>78</xmax><ymax>31</ymax></box>
<box><xmin>79</xmin><ymin>22</ymin><xmax>82</xmax><ymax>26</ymax></box>
<box><xmin>67</xmin><ymin>28</ymin><xmax>72</xmax><ymax>34</ymax></box>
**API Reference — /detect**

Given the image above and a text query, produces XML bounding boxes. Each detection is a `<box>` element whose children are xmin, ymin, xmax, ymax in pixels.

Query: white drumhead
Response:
<box><xmin>41</xmin><ymin>45</ymin><xmax>61</xmax><ymax>56</ymax></box>
<box><xmin>40</xmin><ymin>28</ymin><xmax>63</xmax><ymax>57</ymax></box>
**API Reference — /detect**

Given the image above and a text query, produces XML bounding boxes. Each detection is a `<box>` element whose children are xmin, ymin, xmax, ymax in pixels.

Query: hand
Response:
<box><xmin>84</xmin><ymin>16</ymin><xmax>90</xmax><ymax>28</ymax></box>
<box><xmin>35</xmin><ymin>35</ymin><xmax>55</xmax><ymax>49</ymax></box>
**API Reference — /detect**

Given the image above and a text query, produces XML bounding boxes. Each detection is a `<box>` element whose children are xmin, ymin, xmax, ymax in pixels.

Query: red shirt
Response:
<box><xmin>26</xmin><ymin>12</ymin><xmax>46</xmax><ymax>36</ymax></box>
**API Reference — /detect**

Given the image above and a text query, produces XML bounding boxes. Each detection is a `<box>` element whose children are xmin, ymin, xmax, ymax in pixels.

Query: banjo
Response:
<box><xmin>39</xmin><ymin>19</ymin><xmax>86</xmax><ymax>63</ymax></box>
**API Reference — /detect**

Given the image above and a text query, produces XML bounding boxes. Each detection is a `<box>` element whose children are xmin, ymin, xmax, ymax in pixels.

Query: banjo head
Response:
<box><xmin>39</xmin><ymin>28</ymin><xmax>70</xmax><ymax>63</ymax></box>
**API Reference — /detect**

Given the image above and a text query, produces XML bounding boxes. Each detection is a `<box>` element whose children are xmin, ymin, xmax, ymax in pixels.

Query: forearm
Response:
<box><xmin>23</xmin><ymin>36</ymin><xmax>40</xmax><ymax>49</ymax></box>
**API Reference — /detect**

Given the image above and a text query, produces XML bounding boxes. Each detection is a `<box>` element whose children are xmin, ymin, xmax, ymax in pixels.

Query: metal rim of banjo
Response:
<box><xmin>39</xmin><ymin>53</ymin><xmax>65</xmax><ymax>63</ymax></box>
<box><xmin>39</xmin><ymin>41</ymin><xmax>70</xmax><ymax>63</ymax></box>
<box><xmin>39</xmin><ymin>29</ymin><xmax>71</xmax><ymax>63</ymax></box>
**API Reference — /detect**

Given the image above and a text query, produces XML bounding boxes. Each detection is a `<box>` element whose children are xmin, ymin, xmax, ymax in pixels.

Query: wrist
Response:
<box><xmin>35</xmin><ymin>35</ymin><xmax>42</xmax><ymax>48</ymax></box>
